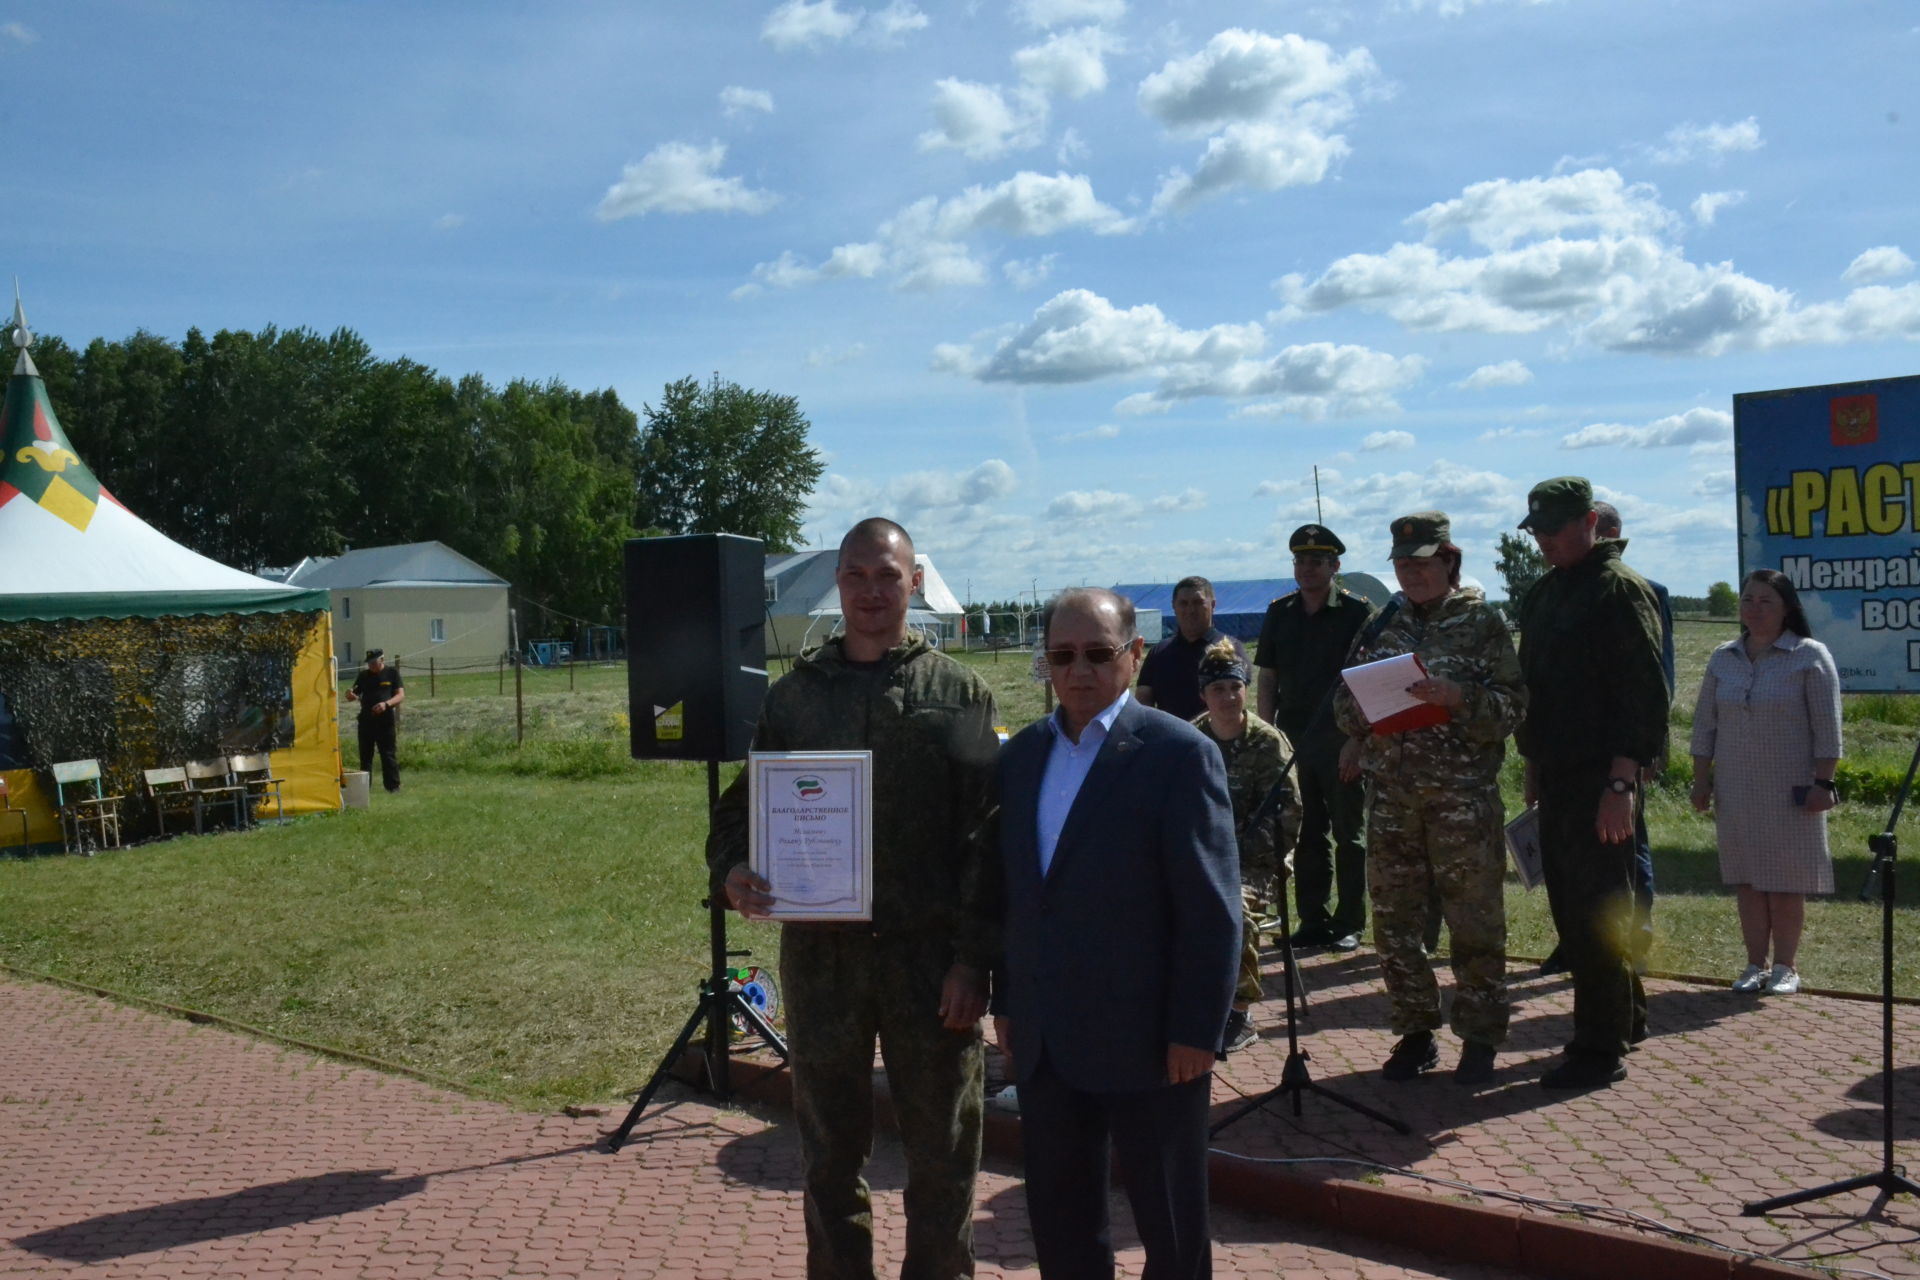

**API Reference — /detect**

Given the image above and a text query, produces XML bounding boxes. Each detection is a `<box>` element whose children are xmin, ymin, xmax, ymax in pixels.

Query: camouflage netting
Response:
<box><xmin>0</xmin><ymin>610</ymin><xmax>321</xmax><ymax>834</ymax></box>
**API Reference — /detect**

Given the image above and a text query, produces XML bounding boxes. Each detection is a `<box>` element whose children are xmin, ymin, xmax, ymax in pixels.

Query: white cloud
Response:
<box><xmin>919</xmin><ymin>79</ymin><xmax>1048</xmax><ymax>159</ymax></box>
<box><xmin>1646</xmin><ymin>117</ymin><xmax>1764</xmax><ymax>165</ymax></box>
<box><xmin>1457</xmin><ymin>359</ymin><xmax>1532</xmax><ymax>389</ymax></box>
<box><xmin>1056</xmin><ymin>127</ymin><xmax>1090</xmax><ymax>165</ymax></box>
<box><xmin>1560</xmin><ymin>406</ymin><xmax>1732</xmax><ymax>450</ymax></box>
<box><xmin>432</xmin><ymin>213</ymin><xmax>466</xmax><ymax>231</ymax></box>
<box><xmin>1693</xmin><ymin>470</ymin><xmax>1735</xmax><ymax>498</ymax></box>
<box><xmin>1305</xmin><ymin>458</ymin><xmax>1523</xmax><ymax>535</ymax></box>
<box><xmin>595</xmin><ymin>142</ymin><xmax>778</xmax><ymax>219</ymax></box>
<box><xmin>1138</xmin><ymin>29</ymin><xmax>1378</xmax><ymax>212</ymax></box>
<box><xmin>1844</xmin><ymin>245</ymin><xmax>1916</xmax><ymax>284</ymax></box>
<box><xmin>865</xmin><ymin>1</ymin><xmax>930</xmax><ymax>42</ymax></box>
<box><xmin>1152</xmin><ymin>120</ymin><xmax>1350</xmax><ymax>215</ymax></box>
<box><xmin>1047</xmin><ymin>488</ymin><xmax>1137</xmax><ymax>521</ymax></box>
<box><xmin>1396</xmin><ymin>0</ymin><xmax>1553</xmax><ymax>14</ymax></box>
<box><xmin>1054</xmin><ymin>422</ymin><xmax>1120</xmax><ymax>442</ymax></box>
<box><xmin>1017</xmin><ymin>0</ymin><xmax>1125</xmax><ymax>29</ymax></box>
<box><xmin>938</xmin><ymin>288</ymin><xmax>1423</xmax><ymax>418</ymax></box>
<box><xmin>763</xmin><ymin>0</ymin><xmax>861</xmax><ymax>50</ymax></box>
<box><xmin>1691</xmin><ymin>190</ymin><xmax>1745</xmax><ymax>226</ymax></box>
<box><xmin>720</xmin><ymin>85</ymin><xmax>775</xmax><ymax>117</ymax></box>
<box><xmin>749</xmin><ymin>173</ymin><xmax>1127</xmax><ymax>292</ymax></box>
<box><xmin>1475</xmin><ymin>424</ymin><xmax>1547</xmax><ymax>442</ymax></box>
<box><xmin>1</xmin><ymin>21</ymin><xmax>35</xmax><ymax>44</ymax></box>
<box><xmin>1015</xmin><ymin>27</ymin><xmax>1115</xmax><ymax>99</ymax></box>
<box><xmin>1274</xmin><ymin>167</ymin><xmax>1920</xmax><ymax>355</ymax></box>
<box><xmin>1004</xmin><ymin>254</ymin><xmax>1058</xmax><ymax>289</ymax></box>
<box><xmin>1252</xmin><ymin>479</ymin><xmax>1288</xmax><ymax>497</ymax></box>
<box><xmin>1361</xmin><ymin>430</ymin><xmax>1415</xmax><ymax>451</ymax></box>
<box><xmin>1411</xmin><ymin>169</ymin><xmax>1672</xmax><ymax>251</ymax></box>
<box><xmin>1150</xmin><ymin>487</ymin><xmax>1208</xmax><ymax>512</ymax></box>
<box><xmin>1139</xmin><ymin>29</ymin><xmax>1376</xmax><ymax>134</ymax></box>
<box><xmin>894</xmin><ymin>458</ymin><xmax>1019</xmax><ymax>508</ymax></box>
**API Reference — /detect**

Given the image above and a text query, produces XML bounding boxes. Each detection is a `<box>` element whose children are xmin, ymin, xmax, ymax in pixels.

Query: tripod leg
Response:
<box><xmin>606</xmin><ymin>993</ymin><xmax>716</xmax><ymax>1152</ymax></box>
<box><xmin>728</xmin><ymin>990</ymin><xmax>790</xmax><ymax>1059</ymax></box>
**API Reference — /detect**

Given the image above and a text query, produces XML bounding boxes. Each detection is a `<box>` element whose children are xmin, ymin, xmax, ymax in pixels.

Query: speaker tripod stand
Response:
<box><xmin>606</xmin><ymin>762</ymin><xmax>789</xmax><ymax>1153</ymax></box>
<box><xmin>1743</xmin><ymin>732</ymin><xmax>1920</xmax><ymax>1215</ymax></box>
<box><xmin>1211</xmin><ymin>766</ymin><xmax>1408</xmax><ymax>1138</ymax></box>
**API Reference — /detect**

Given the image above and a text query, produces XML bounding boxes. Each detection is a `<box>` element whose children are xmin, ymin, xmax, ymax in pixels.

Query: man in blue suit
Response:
<box><xmin>992</xmin><ymin>587</ymin><xmax>1241</xmax><ymax>1280</ymax></box>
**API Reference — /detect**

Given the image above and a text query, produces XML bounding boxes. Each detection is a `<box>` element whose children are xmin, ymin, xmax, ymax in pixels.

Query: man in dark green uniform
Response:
<box><xmin>1256</xmin><ymin>524</ymin><xmax>1376</xmax><ymax>952</ymax></box>
<box><xmin>1515</xmin><ymin>478</ymin><xmax>1669</xmax><ymax>1091</ymax></box>
<box><xmin>711</xmin><ymin>517</ymin><xmax>1000</xmax><ymax>1280</ymax></box>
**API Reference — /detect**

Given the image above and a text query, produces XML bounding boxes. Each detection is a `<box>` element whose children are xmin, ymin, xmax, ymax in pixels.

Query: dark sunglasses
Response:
<box><xmin>1045</xmin><ymin>645</ymin><xmax>1126</xmax><ymax>667</ymax></box>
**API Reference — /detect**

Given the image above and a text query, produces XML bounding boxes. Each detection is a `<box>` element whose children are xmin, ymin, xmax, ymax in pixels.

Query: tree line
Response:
<box><xmin>22</xmin><ymin>326</ymin><xmax>822</xmax><ymax>627</ymax></box>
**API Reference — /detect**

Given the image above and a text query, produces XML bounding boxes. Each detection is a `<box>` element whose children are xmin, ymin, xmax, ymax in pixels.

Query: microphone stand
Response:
<box><xmin>1743</xmin><ymin>732</ymin><xmax>1920</xmax><ymax>1215</ymax></box>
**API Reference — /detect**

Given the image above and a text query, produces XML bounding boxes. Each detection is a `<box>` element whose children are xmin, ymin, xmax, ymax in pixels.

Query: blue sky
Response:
<box><xmin>5</xmin><ymin>1</ymin><xmax>1915</xmax><ymax>601</ymax></box>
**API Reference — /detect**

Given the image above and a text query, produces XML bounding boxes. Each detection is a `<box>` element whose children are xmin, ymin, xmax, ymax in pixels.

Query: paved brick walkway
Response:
<box><xmin>1202</xmin><ymin>947</ymin><xmax>1920</xmax><ymax>1278</ymax></box>
<box><xmin>0</xmin><ymin>978</ymin><xmax>1529</xmax><ymax>1279</ymax></box>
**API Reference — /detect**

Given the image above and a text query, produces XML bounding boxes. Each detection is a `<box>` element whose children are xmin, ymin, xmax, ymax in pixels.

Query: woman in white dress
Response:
<box><xmin>1689</xmin><ymin>569</ymin><xmax>1842</xmax><ymax>995</ymax></box>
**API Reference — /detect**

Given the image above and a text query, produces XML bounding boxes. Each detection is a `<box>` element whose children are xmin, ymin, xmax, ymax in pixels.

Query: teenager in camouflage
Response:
<box><xmin>710</xmin><ymin>518</ymin><xmax>1001</xmax><ymax>1280</ymax></box>
<box><xmin>1333</xmin><ymin>512</ymin><xmax>1527</xmax><ymax>1086</ymax></box>
<box><xmin>1190</xmin><ymin>638</ymin><xmax>1302</xmax><ymax>1053</ymax></box>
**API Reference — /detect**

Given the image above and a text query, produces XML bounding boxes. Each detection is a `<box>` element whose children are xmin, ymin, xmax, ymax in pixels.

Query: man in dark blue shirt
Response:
<box><xmin>346</xmin><ymin>649</ymin><xmax>405</xmax><ymax>793</ymax></box>
<box><xmin>1135</xmin><ymin>575</ymin><xmax>1246</xmax><ymax>723</ymax></box>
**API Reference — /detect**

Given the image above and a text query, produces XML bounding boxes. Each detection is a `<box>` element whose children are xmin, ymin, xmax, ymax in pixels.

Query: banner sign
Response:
<box><xmin>1735</xmin><ymin>373</ymin><xmax>1920</xmax><ymax>692</ymax></box>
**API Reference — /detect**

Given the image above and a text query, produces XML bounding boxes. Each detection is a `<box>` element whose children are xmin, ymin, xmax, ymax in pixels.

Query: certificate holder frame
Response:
<box><xmin>749</xmin><ymin>751</ymin><xmax>874</xmax><ymax>922</ymax></box>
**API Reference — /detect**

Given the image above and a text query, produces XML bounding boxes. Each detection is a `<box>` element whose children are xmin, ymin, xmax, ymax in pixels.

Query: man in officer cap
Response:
<box><xmin>1514</xmin><ymin>477</ymin><xmax>1668</xmax><ymax>1090</ymax></box>
<box><xmin>1256</xmin><ymin>524</ymin><xmax>1376</xmax><ymax>951</ymax></box>
<box><xmin>345</xmin><ymin>649</ymin><xmax>404</xmax><ymax>793</ymax></box>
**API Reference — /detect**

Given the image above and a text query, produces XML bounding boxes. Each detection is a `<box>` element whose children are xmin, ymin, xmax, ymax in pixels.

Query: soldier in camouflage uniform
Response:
<box><xmin>1332</xmin><ymin>512</ymin><xmax>1527</xmax><ymax>1086</ymax></box>
<box><xmin>712</xmin><ymin>518</ymin><xmax>1000</xmax><ymax>1280</ymax></box>
<box><xmin>1190</xmin><ymin>638</ymin><xmax>1301</xmax><ymax>1052</ymax></box>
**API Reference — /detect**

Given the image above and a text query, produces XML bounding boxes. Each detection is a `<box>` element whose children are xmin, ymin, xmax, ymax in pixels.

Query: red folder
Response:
<box><xmin>1367</xmin><ymin>654</ymin><xmax>1452</xmax><ymax>735</ymax></box>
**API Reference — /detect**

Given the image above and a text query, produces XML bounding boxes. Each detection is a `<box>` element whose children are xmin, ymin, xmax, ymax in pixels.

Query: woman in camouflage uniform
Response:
<box><xmin>1191</xmin><ymin>638</ymin><xmax>1301</xmax><ymax>1053</ymax></box>
<box><xmin>1333</xmin><ymin>512</ymin><xmax>1527</xmax><ymax>1086</ymax></box>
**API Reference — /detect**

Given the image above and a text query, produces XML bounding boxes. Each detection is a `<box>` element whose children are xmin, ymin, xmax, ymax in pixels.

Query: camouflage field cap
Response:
<box><xmin>1289</xmin><ymin>523</ymin><xmax>1346</xmax><ymax>556</ymax></box>
<box><xmin>1518</xmin><ymin>476</ymin><xmax>1593</xmax><ymax>533</ymax></box>
<box><xmin>1389</xmin><ymin>511</ymin><xmax>1449</xmax><ymax>559</ymax></box>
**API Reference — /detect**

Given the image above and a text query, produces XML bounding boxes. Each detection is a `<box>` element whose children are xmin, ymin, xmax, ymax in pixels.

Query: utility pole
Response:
<box><xmin>1313</xmin><ymin>465</ymin><xmax>1324</xmax><ymax>523</ymax></box>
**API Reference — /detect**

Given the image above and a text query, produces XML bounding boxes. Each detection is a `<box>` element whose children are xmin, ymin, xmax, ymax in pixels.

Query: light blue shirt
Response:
<box><xmin>1036</xmin><ymin>690</ymin><xmax>1132</xmax><ymax>877</ymax></box>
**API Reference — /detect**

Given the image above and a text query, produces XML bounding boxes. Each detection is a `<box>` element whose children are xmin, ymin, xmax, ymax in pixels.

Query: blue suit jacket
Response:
<box><xmin>995</xmin><ymin>698</ymin><xmax>1241</xmax><ymax>1094</ymax></box>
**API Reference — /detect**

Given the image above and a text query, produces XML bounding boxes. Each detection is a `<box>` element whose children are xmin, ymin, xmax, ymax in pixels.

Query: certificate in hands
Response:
<box><xmin>749</xmin><ymin>751</ymin><xmax>873</xmax><ymax>921</ymax></box>
<box><xmin>1340</xmin><ymin>652</ymin><xmax>1451</xmax><ymax>736</ymax></box>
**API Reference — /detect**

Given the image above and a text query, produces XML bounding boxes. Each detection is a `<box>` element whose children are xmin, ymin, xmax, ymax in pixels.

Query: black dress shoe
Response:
<box><xmin>1328</xmin><ymin>933</ymin><xmax>1361</xmax><ymax>952</ymax></box>
<box><xmin>1538</xmin><ymin>946</ymin><xmax>1567</xmax><ymax>975</ymax></box>
<box><xmin>1288</xmin><ymin>926</ymin><xmax>1335</xmax><ymax>948</ymax></box>
<box><xmin>1540</xmin><ymin>1055</ymin><xmax>1625</xmax><ymax>1090</ymax></box>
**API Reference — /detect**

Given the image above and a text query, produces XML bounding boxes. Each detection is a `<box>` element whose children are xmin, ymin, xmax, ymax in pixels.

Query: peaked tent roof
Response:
<box><xmin>285</xmin><ymin>541</ymin><xmax>508</xmax><ymax>590</ymax></box>
<box><xmin>0</xmin><ymin>297</ymin><xmax>329</xmax><ymax>623</ymax></box>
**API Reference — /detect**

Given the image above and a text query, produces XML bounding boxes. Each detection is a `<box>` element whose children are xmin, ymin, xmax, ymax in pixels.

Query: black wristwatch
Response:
<box><xmin>1604</xmin><ymin>776</ymin><xmax>1634</xmax><ymax>795</ymax></box>
<box><xmin>1813</xmin><ymin>778</ymin><xmax>1838</xmax><ymax>793</ymax></box>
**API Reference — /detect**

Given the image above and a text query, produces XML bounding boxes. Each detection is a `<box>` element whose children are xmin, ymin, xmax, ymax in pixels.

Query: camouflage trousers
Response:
<box><xmin>780</xmin><ymin>926</ymin><xmax>984</xmax><ymax>1280</ymax></box>
<box><xmin>1365</xmin><ymin>784</ymin><xmax>1509</xmax><ymax>1044</ymax></box>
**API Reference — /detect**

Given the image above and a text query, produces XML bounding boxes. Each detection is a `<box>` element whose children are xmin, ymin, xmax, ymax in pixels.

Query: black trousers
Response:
<box><xmin>1292</xmin><ymin>739</ymin><xmax>1368</xmax><ymax>936</ymax></box>
<box><xmin>1018</xmin><ymin>1055</ymin><xmax>1212</xmax><ymax>1280</ymax></box>
<box><xmin>1537</xmin><ymin>764</ymin><xmax>1646</xmax><ymax>1060</ymax></box>
<box><xmin>357</xmin><ymin>713</ymin><xmax>401</xmax><ymax>792</ymax></box>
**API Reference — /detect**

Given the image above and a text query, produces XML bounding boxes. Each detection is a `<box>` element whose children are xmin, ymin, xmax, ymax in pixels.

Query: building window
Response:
<box><xmin>765</xmin><ymin>578</ymin><xmax>778</xmax><ymax>602</ymax></box>
<box><xmin>430</xmin><ymin>619</ymin><xmax>445</xmax><ymax>643</ymax></box>
<box><xmin>343</xmin><ymin>595</ymin><xmax>351</xmax><ymax>620</ymax></box>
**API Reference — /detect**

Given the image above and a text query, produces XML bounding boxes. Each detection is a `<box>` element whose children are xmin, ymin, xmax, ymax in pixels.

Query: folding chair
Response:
<box><xmin>143</xmin><ymin>766</ymin><xmax>200</xmax><ymax>836</ymax></box>
<box><xmin>0</xmin><ymin>776</ymin><xmax>30</xmax><ymax>849</ymax></box>
<box><xmin>184</xmin><ymin>758</ymin><xmax>246</xmax><ymax>831</ymax></box>
<box><xmin>227</xmin><ymin>753</ymin><xmax>287</xmax><ymax>827</ymax></box>
<box><xmin>51</xmin><ymin>759</ymin><xmax>123</xmax><ymax>855</ymax></box>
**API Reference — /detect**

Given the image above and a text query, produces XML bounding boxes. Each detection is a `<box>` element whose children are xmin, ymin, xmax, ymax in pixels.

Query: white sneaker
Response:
<box><xmin>987</xmin><ymin>1086</ymin><xmax>1021</xmax><ymax>1113</ymax></box>
<box><xmin>1765</xmin><ymin>965</ymin><xmax>1801</xmax><ymax>995</ymax></box>
<box><xmin>1731</xmin><ymin>963</ymin><xmax>1767</xmax><ymax>993</ymax></box>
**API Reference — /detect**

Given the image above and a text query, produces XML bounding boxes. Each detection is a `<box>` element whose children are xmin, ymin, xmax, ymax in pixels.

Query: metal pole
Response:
<box><xmin>512</xmin><ymin>607</ymin><xmax>524</xmax><ymax>744</ymax></box>
<box><xmin>429</xmin><ymin>657</ymin><xmax>436</xmax><ymax>697</ymax></box>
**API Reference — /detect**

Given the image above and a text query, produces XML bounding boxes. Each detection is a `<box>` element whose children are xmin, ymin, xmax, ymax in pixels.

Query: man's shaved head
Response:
<box><xmin>839</xmin><ymin>516</ymin><xmax>914</xmax><ymax>565</ymax></box>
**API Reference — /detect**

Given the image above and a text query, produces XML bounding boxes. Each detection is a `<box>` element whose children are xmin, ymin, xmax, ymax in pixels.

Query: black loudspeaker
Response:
<box><xmin>625</xmin><ymin>533</ymin><xmax>768</xmax><ymax>762</ymax></box>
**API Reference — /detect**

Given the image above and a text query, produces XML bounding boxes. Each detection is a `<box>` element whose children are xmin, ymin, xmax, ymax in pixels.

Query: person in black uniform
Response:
<box><xmin>1256</xmin><ymin>525</ymin><xmax>1376</xmax><ymax>952</ymax></box>
<box><xmin>346</xmin><ymin>649</ymin><xmax>405</xmax><ymax>793</ymax></box>
<box><xmin>1135</xmin><ymin>574</ymin><xmax>1247</xmax><ymax>723</ymax></box>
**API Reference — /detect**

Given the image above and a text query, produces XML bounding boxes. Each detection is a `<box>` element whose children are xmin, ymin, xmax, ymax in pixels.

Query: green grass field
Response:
<box><xmin>0</xmin><ymin>620</ymin><xmax>1915</xmax><ymax>1111</ymax></box>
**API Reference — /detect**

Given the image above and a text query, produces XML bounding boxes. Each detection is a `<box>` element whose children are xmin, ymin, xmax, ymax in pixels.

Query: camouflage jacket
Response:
<box><xmin>1332</xmin><ymin>585</ymin><xmax>1527</xmax><ymax>793</ymax></box>
<box><xmin>1193</xmin><ymin>711</ymin><xmax>1300</xmax><ymax>878</ymax></box>
<box><xmin>1514</xmin><ymin>539</ymin><xmax>1670</xmax><ymax>775</ymax></box>
<box><xmin>707</xmin><ymin>634</ymin><xmax>1002</xmax><ymax>968</ymax></box>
